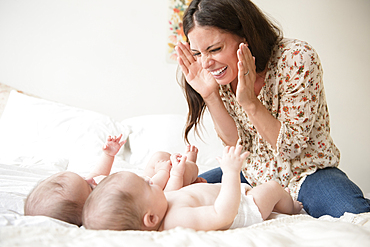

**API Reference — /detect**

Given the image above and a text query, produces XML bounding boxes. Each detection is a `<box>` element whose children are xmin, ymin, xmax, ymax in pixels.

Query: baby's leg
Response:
<box><xmin>185</xmin><ymin>145</ymin><xmax>198</xmax><ymax>163</ymax></box>
<box><xmin>283</xmin><ymin>188</ymin><xmax>303</xmax><ymax>214</ymax></box>
<box><xmin>182</xmin><ymin>160</ymin><xmax>199</xmax><ymax>186</ymax></box>
<box><xmin>145</xmin><ymin>148</ymin><xmax>201</xmax><ymax>187</ymax></box>
<box><xmin>247</xmin><ymin>181</ymin><xmax>303</xmax><ymax>220</ymax></box>
<box><xmin>143</xmin><ymin>151</ymin><xmax>171</xmax><ymax>177</ymax></box>
<box><xmin>182</xmin><ymin>146</ymin><xmax>200</xmax><ymax>186</ymax></box>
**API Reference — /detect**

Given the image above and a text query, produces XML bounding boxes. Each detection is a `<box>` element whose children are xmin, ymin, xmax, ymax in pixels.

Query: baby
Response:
<box><xmin>82</xmin><ymin>145</ymin><xmax>303</xmax><ymax>231</ymax></box>
<box><xmin>24</xmin><ymin>134</ymin><xmax>125</xmax><ymax>226</ymax></box>
<box><xmin>25</xmin><ymin>134</ymin><xmax>202</xmax><ymax>226</ymax></box>
<box><xmin>142</xmin><ymin>145</ymin><xmax>206</xmax><ymax>190</ymax></box>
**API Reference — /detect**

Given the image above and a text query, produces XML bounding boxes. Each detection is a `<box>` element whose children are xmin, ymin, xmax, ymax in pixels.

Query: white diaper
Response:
<box><xmin>229</xmin><ymin>184</ymin><xmax>263</xmax><ymax>229</ymax></box>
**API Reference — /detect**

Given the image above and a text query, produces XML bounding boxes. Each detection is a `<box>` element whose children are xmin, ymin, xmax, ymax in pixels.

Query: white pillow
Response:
<box><xmin>0</xmin><ymin>91</ymin><xmax>130</xmax><ymax>174</ymax></box>
<box><xmin>121</xmin><ymin>113</ymin><xmax>224</xmax><ymax>174</ymax></box>
<box><xmin>121</xmin><ymin>114</ymin><xmax>186</xmax><ymax>169</ymax></box>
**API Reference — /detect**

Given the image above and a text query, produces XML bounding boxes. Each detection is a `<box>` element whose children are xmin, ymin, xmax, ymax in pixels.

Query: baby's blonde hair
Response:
<box><xmin>82</xmin><ymin>173</ymin><xmax>143</xmax><ymax>230</ymax></box>
<box><xmin>24</xmin><ymin>172</ymin><xmax>85</xmax><ymax>226</ymax></box>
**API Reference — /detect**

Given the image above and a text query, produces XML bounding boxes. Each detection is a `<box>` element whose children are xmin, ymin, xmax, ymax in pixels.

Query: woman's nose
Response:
<box><xmin>201</xmin><ymin>54</ymin><xmax>214</xmax><ymax>69</ymax></box>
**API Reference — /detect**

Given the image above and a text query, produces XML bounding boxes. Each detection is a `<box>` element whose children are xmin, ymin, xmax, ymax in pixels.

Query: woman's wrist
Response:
<box><xmin>240</xmin><ymin>98</ymin><xmax>259</xmax><ymax>117</ymax></box>
<box><xmin>203</xmin><ymin>89</ymin><xmax>221</xmax><ymax>104</ymax></box>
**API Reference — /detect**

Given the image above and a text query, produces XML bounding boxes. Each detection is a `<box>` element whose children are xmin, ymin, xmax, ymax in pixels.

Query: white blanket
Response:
<box><xmin>1</xmin><ymin>213</ymin><xmax>370</xmax><ymax>246</ymax></box>
<box><xmin>1</xmin><ymin>91</ymin><xmax>370</xmax><ymax>247</ymax></box>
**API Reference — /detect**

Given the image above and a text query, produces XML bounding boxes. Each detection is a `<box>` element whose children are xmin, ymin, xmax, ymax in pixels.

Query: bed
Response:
<box><xmin>1</xmin><ymin>84</ymin><xmax>370</xmax><ymax>247</ymax></box>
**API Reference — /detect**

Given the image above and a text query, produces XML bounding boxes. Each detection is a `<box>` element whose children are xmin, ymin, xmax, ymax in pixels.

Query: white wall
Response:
<box><xmin>0</xmin><ymin>0</ymin><xmax>187</xmax><ymax>119</ymax></box>
<box><xmin>0</xmin><ymin>0</ymin><xmax>369</xmax><ymax>193</ymax></box>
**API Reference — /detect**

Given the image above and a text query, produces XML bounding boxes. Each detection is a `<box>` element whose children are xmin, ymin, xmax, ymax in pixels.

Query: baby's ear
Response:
<box><xmin>84</xmin><ymin>177</ymin><xmax>97</xmax><ymax>189</ymax></box>
<box><xmin>143</xmin><ymin>212</ymin><xmax>160</xmax><ymax>228</ymax></box>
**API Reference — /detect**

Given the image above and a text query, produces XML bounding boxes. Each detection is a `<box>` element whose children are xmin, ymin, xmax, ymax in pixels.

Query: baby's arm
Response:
<box><xmin>163</xmin><ymin>154</ymin><xmax>186</xmax><ymax>191</ymax></box>
<box><xmin>85</xmin><ymin>134</ymin><xmax>125</xmax><ymax>179</ymax></box>
<box><xmin>165</xmin><ymin>145</ymin><xmax>249</xmax><ymax>230</ymax></box>
<box><xmin>212</xmin><ymin>145</ymin><xmax>249</xmax><ymax>227</ymax></box>
<box><xmin>149</xmin><ymin>160</ymin><xmax>172</xmax><ymax>190</ymax></box>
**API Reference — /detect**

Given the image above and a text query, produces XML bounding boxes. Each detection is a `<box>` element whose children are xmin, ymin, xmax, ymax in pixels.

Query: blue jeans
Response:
<box><xmin>199</xmin><ymin>167</ymin><xmax>370</xmax><ymax>218</ymax></box>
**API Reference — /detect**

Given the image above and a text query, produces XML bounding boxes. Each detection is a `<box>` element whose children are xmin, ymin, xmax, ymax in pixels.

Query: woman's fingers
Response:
<box><xmin>238</xmin><ymin>43</ymin><xmax>256</xmax><ymax>73</ymax></box>
<box><xmin>176</xmin><ymin>42</ymin><xmax>195</xmax><ymax>69</ymax></box>
<box><xmin>238</xmin><ymin>43</ymin><xmax>252</xmax><ymax>78</ymax></box>
<box><xmin>237</xmin><ymin>44</ymin><xmax>247</xmax><ymax>76</ymax></box>
<box><xmin>177</xmin><ymin>55</ymin><xmax>189</xmax><ymax>75</ymax></box>
<box><xmin>176</xmin><ymin>43</ymin><xmax>191</xmax><ymax>75</ymax></box>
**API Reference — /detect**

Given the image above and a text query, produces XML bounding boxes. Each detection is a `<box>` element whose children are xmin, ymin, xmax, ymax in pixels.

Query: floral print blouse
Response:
<box><xmin>219</xmin><ymin>39</ymin><xmax>340</xmax><ymax>199</ymax></box>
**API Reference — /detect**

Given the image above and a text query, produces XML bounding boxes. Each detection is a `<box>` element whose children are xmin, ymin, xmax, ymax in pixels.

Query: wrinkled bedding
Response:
<box><xmin>0</xmin><ymin>91</ymin><xmax>370</xmax><ymax>247</ymax></box>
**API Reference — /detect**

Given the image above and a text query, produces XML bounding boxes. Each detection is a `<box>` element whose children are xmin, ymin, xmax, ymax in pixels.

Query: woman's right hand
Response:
<box><xmin>176</xmin><ymin>42</ymin><xmax>219</xmax><ymax>99</ymax></box>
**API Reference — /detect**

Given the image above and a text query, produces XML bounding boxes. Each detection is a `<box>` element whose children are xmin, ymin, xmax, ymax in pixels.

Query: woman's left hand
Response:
<box><xmin>235</xmin><ymin>44</ymin><xmax>281</xmax><ymax>149</ymax></box>
<box><xmin>236</xmin><ymin>43</ymin><xmax>258</xmax><ymax>107</ymax></box>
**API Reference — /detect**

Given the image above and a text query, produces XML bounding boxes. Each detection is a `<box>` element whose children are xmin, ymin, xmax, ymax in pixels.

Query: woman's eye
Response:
<box><xmin>192</xmin><ymin>52</ymin><xmax>201</xmax><ymax>57</ymax></box>
<box><xmin>210</xmin><ymin>47</ymin><xmax>221</xmax><ymax>53</ymax></box>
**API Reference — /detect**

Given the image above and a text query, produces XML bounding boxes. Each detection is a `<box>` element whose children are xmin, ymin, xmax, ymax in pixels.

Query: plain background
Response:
<box><xmin>0</xmin><ymin>0</ymin><xmax>369</xmax><ymax>193</ymax></box>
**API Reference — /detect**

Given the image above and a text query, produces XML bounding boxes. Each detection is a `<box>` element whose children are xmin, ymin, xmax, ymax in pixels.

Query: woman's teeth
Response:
<box><xmin>211</xmin><ymin>66</ymin><xmax>227</xmax><ymax>76</ymax></box>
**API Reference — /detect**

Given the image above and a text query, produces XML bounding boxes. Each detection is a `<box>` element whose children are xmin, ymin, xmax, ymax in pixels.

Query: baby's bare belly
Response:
<box><xmin>168</xmin><ymin>183</ymin><xmax>222</xmax><ymax>207</ymax></box>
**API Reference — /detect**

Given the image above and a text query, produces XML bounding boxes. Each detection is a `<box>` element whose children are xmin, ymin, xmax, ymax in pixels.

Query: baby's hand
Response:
<box><xmin>217</xmin><ymin>145</ymin><xmax>249</xmax><ymax>174</ymax></box>
<box><xmin>102</xmin><ymin>134</ymin><xmax>126</xmax><ymax>157</ymax></box>
<box><xmin>170</xmin><ymin>153</ymin><xmax>186</xmax><ymax>178</ymax></box>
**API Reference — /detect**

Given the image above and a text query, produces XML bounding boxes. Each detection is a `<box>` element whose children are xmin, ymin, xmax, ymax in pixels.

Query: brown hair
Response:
<box><xmin>24</xmin><ymin>173</ymin><xmax>84</xmax><ymax>226</ymax></box>
<box><xmin>82</xmin><ymin>173</ymin><xmax>143</xmax><ymax>230</ymax></box>
<box><xmin>177</xmin><ymin>0</ymin><xmax>282</xmax><ymax>142</ymax></box>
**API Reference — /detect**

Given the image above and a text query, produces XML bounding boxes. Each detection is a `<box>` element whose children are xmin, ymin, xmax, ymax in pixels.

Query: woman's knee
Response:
<box><xmin>298</xmin><ymin>167</ymin><xmax>370</xmax><ymax>217</ymax></box>
<box><xmin>199</xmin><ymin>167</ymin><xmax>223</xmax><ymax>183</ymax></box>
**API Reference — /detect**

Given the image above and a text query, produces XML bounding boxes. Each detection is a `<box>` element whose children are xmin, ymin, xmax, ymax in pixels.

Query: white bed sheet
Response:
<box><xmin>0</xmin><ymin>91</ymin><xmax>370</xmax><ymax>247</ymax></box>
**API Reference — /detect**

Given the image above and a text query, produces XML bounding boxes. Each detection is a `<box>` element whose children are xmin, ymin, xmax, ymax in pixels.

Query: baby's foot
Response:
<box><xmin>185</xmin><ymin>145</ymin><xmax>198</xmax><ymax>163</ymax></box>
<box><xmin>154</xmin><ymin>160</ymin><xmax>172</xmax><ymax>174</ymax></box>
<box><xmin>293</xmin><ymin>201</ymin><xmax>304</xmax><ymax>214</ymax></box>
<box><xmin>285</xmin><ymin>187</ymin><xmax>303</xmax><ymax>214</ymax></box>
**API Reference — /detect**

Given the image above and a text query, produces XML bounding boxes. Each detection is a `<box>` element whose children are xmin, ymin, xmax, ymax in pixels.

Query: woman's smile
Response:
<box><xmin>210</xmin><ymin>66</ymin><xmax>228</xmax><ymax>78</ymax></box>
<box><xmin>188</xmin><ymin>26</ymin><xmax>243</xmax><ymax>86</ymax></box>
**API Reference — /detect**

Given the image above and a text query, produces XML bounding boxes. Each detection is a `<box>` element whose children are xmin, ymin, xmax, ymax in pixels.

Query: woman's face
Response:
<box><xmin>188</xmin><ymin>25</ymin><xmax>244</xmax><ymax>86</ymax></box>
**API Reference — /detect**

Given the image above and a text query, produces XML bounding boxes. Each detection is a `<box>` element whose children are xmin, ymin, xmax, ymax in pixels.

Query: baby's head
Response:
<box><xmin>24</xmin><ymin>171</ymin><xmax>93</xmax><ymax>226</ymax></box>
<box><xmin>82</xmin><ymin>171</ymin><xmax>168</xmax><ymax>231</ymax></box>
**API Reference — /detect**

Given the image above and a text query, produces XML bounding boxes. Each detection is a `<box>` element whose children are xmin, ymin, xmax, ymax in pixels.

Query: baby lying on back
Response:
<box><xmin>82</xmin><ymin>145</ymin><xmax>302</xmax><ymax>231</ymax></box>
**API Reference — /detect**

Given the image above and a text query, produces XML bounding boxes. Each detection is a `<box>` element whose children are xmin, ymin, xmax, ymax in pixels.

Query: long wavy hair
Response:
<box><xmin>177</xmin><ymin>0</ymin><xmax>282</xmax><ymax>143</ymax></box>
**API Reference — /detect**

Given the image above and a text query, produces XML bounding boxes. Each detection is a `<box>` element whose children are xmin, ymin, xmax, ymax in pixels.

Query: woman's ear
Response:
<box><xmin>143</xmin><ymin>212</ymin><xmax>160</xmax><ymax>228</ymax></box>
<box><xmin>239</xmin><ymin>37</ymin><xmax>247</xmax><ymax>45</ymax></box>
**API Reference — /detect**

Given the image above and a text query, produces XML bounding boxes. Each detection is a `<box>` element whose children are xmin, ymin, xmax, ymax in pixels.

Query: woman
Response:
<box><xmin>175</xmin><ymin>0</ymin><xmax>370</xmax><ymax>218</ymax></box>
